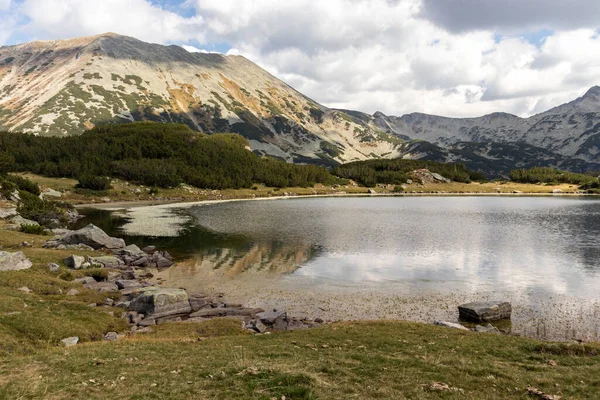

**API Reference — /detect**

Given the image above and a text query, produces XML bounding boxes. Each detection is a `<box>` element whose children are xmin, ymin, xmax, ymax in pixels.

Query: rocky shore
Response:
<box><xmin>11</xmin><ymin>223</ymin><xmax>325</xmax><ymax>343</ymax></box>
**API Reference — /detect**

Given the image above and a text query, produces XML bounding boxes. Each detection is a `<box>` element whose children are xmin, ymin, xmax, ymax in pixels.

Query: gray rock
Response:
<box><xmin>88</xmin><ymin>256</ymin><xmax>124</xmax><ymax>268</ymax></box>
<box><xmin>104</xmin><ymin>298</ymin><xmax>115</xmax><ymax>307</ymax></box>
<box><xmin>48</xmin><ymin>263</ymin><xmax>60</xmax><ymax>272</ymax></box>
<box><xmin>17</xmin><ymin>286</ymin><xmax>32</xmax><ymax>293</ymax></box>
<box><xmin>156</xmin><ymin>256</ymin><xmax>173</xmax><ymax>269</ymax></box>
<box><xmin>116</xmin><ymin>280</ymin><xmax>142</xmax><ymax>290</ymax></box>
<box><xmin>9</xmin><ymin>190</ymin><xmax>20</xmax><ymax>203</ymax></box>
<box><xmin>66</xmin><ymin>289</ymin><xmax>80</xmax><ymax>296</ymax></box>
<box><xmin>0</xmin><ymin>207</ymin><xmax>17</xmax><ymax>219</ymax></box>
<box><xmin>65</xmin><ymin>244</ymin><xmax>95</xmax><ymax>251</ymax></box>
<box><xmin>131</xmin><ymin>257</ymin><xmax>148</xmax><ymax>267</ymax></box>
<box><xmin>257</xmin><ymin>310</ymin><xmax>287</xmax><ymax>326</ymax></box>
<box><xmin>103</xmin><ymin>332</ymin><xmax>119</xmax><ymax>341</ymax></box>
<box><xmin>458</xmin><ymin>301</ymin><xmax>512</xmax><ymax>322</ymax></box>
<box><xmin>431</xmin><ymin>172</ymin><xmax>451</xmax><ymax>183</ymax></box>
<box><xmin>128</xmin><ymin>287</ymin><xmax>191</xmax><ymax>319</ymax></box>
<box><xmin>9</xmin><ymin>215</ymin><xmax>40</xmax><ymax>227</ymax></box>
<box><xmin>74</xmin><ymin>276</ymin><xmax>97</xmax><ymax>285</ymax></box>
<box><xmin>138</xmin><ymin>317</ymin><xmax>156</xmax><ymax>327</ymax></box>
<box><xmin>475</xmin><ymin>324</ymin><xmax>502</xmax><ymax>334</ymax></box>
<box><xmin>60</xmin><ymin>337</ymin><xmax>79</xmax><ymax>347</ymax></box>
<box><xmin>42</xmin><ymin>188</ymin><xmax>62</xmax><ymax>198</ymax></box>
<box><xmin>367</xmin><ymin>188</ymin><xmax>376</xmax><ymax>194</ymax></box>
<box><xmin>59</xmin><ymin>224</ymin><xmax>125</xmax><ymax>250</ymax></box>
<box><xmin>0</xmin><ymin>251</ymin><xmax>33</xmax><ymax>271</ymax></box>
<box><xmin>117</xmin><ymin>244</ymin><xmax>145</xmax><ymax>257</ymax></box>
<box><xmin>64</xmin><ymin>255</ymin><xmax>85</xmax><ymax>270</ymax></box>
<box><xmin>51</xmin><ymin>229</ymin><xmax>73</xmax><ymax>236</ymax></box>
<box><xmin>189</xmin><ymin>307</ymin><xmax>262</xmax><ymax>318</ymax></box>
<box><xmin>142</xmin><ymin>245</ymin><xmax>156</xmax><ymax>253</ymax></box>
<box><xmin>434</xmin><ymin>320</ymin><xmax>470</xmax><ymax>331</ymax></box>
<box><xmin>189</xmin><ymin>294</ymin><xmax>210</xmax><ymax>312</ymax></box>
<box><xmin>84</xmin><ymin>282</ymin><xmax>119</xmax><ymax>293</ymax></box>
<box><xmin>246</xmin><ymin>319</ymin><xmax>268</xmax><ymax>333</ymax></box>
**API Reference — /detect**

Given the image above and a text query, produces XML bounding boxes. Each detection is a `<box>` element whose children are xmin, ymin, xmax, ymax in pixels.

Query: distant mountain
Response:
<box><xmin>371</xmin><ymin>87</ymin><xmax>600</xmax><ymax>175</ymax></box>
<box><xmin>0</xmin><ymin>33</ymin><xmax>406</xmax><ymax>166</ymax></box>
<box><xmin>0</xmin><ymin>33</ymin><xmax>599</xmax><ymax>176</ymax></box>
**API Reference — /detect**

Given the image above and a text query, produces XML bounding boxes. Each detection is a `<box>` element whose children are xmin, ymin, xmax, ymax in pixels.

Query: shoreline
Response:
<box><xmin>75</xmin><ymin>190</ymin><xmax>600</xmax><ymax>210</ymax></box>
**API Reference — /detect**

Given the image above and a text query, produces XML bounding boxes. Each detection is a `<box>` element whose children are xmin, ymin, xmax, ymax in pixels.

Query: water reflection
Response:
<box><xmin>77</xmin><ymin>196</ymin><xmax>600</xmax><ymax>340</ymax></box>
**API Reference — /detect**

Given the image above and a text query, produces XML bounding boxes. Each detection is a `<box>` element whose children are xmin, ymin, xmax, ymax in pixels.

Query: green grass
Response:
<box><xmin>0</xmin><ymin>321</ymin><xmax>598</xmax><ymax>399</ymax></box>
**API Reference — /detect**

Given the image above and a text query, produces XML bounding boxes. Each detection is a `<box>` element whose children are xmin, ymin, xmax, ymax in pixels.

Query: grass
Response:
<box><xmin>0</xmin><ymin>321</ymin><xmax>599</xmax><ymax>399</ymax></box>
<box><xmin>1</xmin><ymin>175</ymin><xmax>599</xmax><ymax>399</ymax></box>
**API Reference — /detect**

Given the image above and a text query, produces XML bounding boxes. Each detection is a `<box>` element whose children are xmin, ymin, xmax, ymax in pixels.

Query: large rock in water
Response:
<box><xmin>458</xmin><ymin>301</ymin><xmax>512</xmax><ymax>322</ymax></box>
<box><xmin>128</xmin><ymin>288</ymin><xmax>191</xmax><ymax>319</ymax></box>
<box><xmin>60</xmin><ymin>224</ymin><xmax>125</xmax><ymax>250</ymax></box>
<box><xmin>0</xmin><ymin>251</ymin><xmax>33</xmax><ymax>271</ymax></box>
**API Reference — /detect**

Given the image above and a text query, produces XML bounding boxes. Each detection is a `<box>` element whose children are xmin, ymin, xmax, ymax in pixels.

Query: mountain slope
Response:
<box><xmin>373</xmin><ymin>87</ymin><xmax>600</xmax><ymax>168</ymax></box>
<box><xmin>0</xmin><ymin>33</ymin><xmax>406</xmax><ymax>165</ymax></box>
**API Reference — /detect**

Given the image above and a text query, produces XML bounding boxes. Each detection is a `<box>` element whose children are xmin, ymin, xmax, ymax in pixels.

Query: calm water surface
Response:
<box><xmin>78</xmin><ymin>196</ymin><xmax>600</xmax><ymax>340</ymax></box>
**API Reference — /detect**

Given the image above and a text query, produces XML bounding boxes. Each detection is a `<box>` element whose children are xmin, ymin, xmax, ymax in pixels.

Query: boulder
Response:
<box><xmin>0</xmin><ymin>207</ymin><xmax>17</xmax><ymax>219</ymax></box>
<box><xmin>59</xmin><ymin>224</ymin><xmax>125</xmax><ymax>250</ymax></box>
<box><xmin>9</xmin><ymin>215</ymin><xmax>40</xmax><ymax>227</ymax></box>
<box><xmin>458</xmin><ymin>301</ymin><xmax>512</xmax><ymax>322</ymax></box>
<box><xmin>431</xmin><ymin>172</ymin><xmax>451</xmax><ymax>183</ymax></box>
<box><xmin>66</xmin><ymin>289</ymin><xmax>80</xmax><ymax>296</ymax></box>
<box><xmin>246</xmin><ymin>319</ymin><xmax>268</xmax><ymax>333</ymax></box>
<box><xmin>128</xmin><ymin>288</ymin><xmax>192</xmax><ymax>319</ymax></box>
<box><xmin>65</xmin><ymin>244</ymin><xmax>95</xmax><ymax>251</ymax></box>
<box><xmin>367</xmin><ymin>189</ymin><xmax>376</xmax><ymax>194</ymax></box>
<box><xmin>475</xmin><ymin>324</ymin><xmax>502</xmax><ymax>334</ymax></box>
<box><xmin>155</xmin><ymin>256</ymin><xmax>174</xmax><ymax>269</ymax></box>
<box><xmin>257</xmin><ymin>310</ymin><xmax>286</xmax><ymax>325</ymax></box>
<box><xmin>17</xmin><ymin>286</ymin><xmax>32</xmax><ymax>293</ymax></box>
<box><xmin>0</xmin><ymin>251</ymin><xmax>33</xmax><ymax>271</ymax></box>
<box><xmin>434</xmin><ymin>321</ymin><xmax>470</xmax><ymax>331</ymax></box>
<box><xmin>48</xmin><ymin>263</ymin><xmax>60</xmax><ymax>272</ymax></box>
<box><xmin>60</xmin><ymin>337</ymin><xmax>79</xmax><ymax>347</ymax></box>
<box><xmin>189</xmin><ymin>294</ymin><xmax>210</xmax><ymax>312</ymax></box>
<box><xmin>116</xmin><ymin>280</ymin><xmax>142</xmax><ymax>290</ymax></box>
<box><xmin>142</xmin><ymin>245</ymin><xmax>156</xmax><ymax>253</ymax></box>
<box><xmin>116</xmin><ymin>244</ymin><xmax>145</xmax><ymax>257</ymax></box>
<box><xmin>84</xmin><ymin>282</ymin><xmax>119</xmax><ymax>293</ymax></box>
<box><xmin>74</xmin><ymin>276</ymin><xmax>97</xmax><ymax>285</ymax></box>
<box><xmin>88</xmin><ymin>256</ymin><xmax>124</xmax><ymax>268</ymax></box>
<box><xmin>42</xmin><ymin>188</ymin><xmax>62</xmax><ymax>198</ymax></box>
<box><xmin>103</xmin><ymin>332</ymin><xmax>119</xmax><ymax>341</ymax></box>
<box><xmin>64</xmin><ymin>255</ymin><xmax>86</xmax><ymax>270</ymax></box>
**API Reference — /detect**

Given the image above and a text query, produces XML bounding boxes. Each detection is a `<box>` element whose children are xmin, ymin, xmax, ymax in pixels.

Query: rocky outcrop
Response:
<box><xmin>128</xmin><ymin>288</ymin><xmax>192</xmax><ymax>319</ymax></box>
<box><xmin>58</xmin><ymin>224</ymin><xmax>125</xmax><ymax>250</ymax></box>
<box><xmin>0</xmin><ymin>251</ymin><xmax>32</xmax><ymax>271</ymax></box>
<box><xmin>9</xmin><ymin>215</ymin><xmax>39</xmax><ymax>227</ymax></box>
<box><xmin>458</xmin><ymin>301</ymin><xmax>512</xmax><ymax>322</ymax></box>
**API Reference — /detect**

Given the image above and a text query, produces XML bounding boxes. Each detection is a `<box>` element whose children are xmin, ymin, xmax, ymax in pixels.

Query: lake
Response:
<box><xmin>76</xmin><ymin>196</ymin><xmax>600</xmax><ymax>340</ymax></box>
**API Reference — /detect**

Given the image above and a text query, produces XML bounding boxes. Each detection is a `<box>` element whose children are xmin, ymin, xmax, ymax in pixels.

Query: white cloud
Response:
<box><xmin>18</xmin><ymin>0</ymin><xmax>205</xmax><ymax>44</ymax></box>
<box><xmin>2</xmin><ymin>0</ymin><xmax>600</xmax><ymax>118</ymax></box>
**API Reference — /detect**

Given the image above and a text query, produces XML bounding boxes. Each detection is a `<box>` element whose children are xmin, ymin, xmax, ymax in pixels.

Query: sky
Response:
<box><xmin>0</xmin><ymin>0</ymin><xmax>599</xmax><ymax>118</ymax></box>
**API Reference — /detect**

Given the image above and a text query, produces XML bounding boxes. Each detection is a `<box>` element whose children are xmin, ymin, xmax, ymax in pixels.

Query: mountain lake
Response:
<box><xmin>74</xmin><ymin>196</ymin><xmax>600</xmax><ymax>341</ymax></box>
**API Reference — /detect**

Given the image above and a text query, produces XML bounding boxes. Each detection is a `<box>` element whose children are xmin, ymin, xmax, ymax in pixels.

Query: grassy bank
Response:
<box><xmin>1</xmin><ymin>319</ymin><xmax>599</xmax><ymax>399</ymax></box>
<box><xmin>16</xmin><ymin>172</ymin><xmax>584</xmax><ymax>206</ymax></box>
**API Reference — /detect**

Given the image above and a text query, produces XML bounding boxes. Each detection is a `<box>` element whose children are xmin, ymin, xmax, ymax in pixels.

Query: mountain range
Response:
<box><xmin>1</xmin><ymin>33</ymin><xmax>599</xmax><ymax>176</ymax></box>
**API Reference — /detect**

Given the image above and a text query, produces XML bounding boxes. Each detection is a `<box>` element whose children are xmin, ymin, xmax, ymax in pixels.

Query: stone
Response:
<box><xmin>48</xmin><ymin>263</ymin><xmax>60</xmax><ymax>272</ymax></box>
<box><xmin>84</xmin><ymin>282</ymin><xmax>119</xmax><ymax>293</ymax></box>
<box><xmin>552</xmin><ymin>189</ymin><xmax>563</xmax><ymax>194</ymax></box>
<box><xmin>9</xmin><ymin>190</ymin><xmax>20</xmax><ymax>203</ymax></box>
<box><xmin>74</xmin><ymin>276</ymin><xmax>97</xmax><ymax>285</ymax></box>
<box><xmin>128</xmin><ymin>287</ymin><xmax>192</xmax><ymax>319</ymax></box>
<box><xmin>66</xmin><ymin>289</ymin><xmax>80</xmax><ymax>296</ymax></box>
<box><xmin>131</xmin><ymin>257</ymin><xmax>149</xmax><ymax>267</ymax></box>
<box><xmin>156</xmin><ymin>256</ymin><xmax>174</xmax><ymax>269</ymax></box>
<box><xmin>367</xmin><ymin>188</ymin><xmax>376</xmax><ymax>194</ymax></box>
<box><xmin>117</xmin><ymin>244</ymin><xmax>145</xmax><ymax>257</ymax></box>
<box><xmin>17</xmin><ymin>286</ymin><xmax>32</xmax><ymax>293</ymax></box>
<box><xmin>116</xmin><ymin>280</ymin><xmax>142</xmax><ymax>290</ymax></box>
<box><xmin>138</xmin><ymin>317</ymin><xmax>156</xmax><ymax>327</ymax></box>
<box><xmin>64</xmin><ymin>255</ymin><xmax>86</xmax><ymax>270</ymax></box>
<box><xmin>59</xmin><ymin>224</ymin><xmax>125</xmax><ymax>250</ymax></box>
<box><xmin>0</xmin><ymin>251</ymin><xmax>33</xmax><ymax>271</ymax></box>
<box><xmin>431</xmin><ymin>172</ymin><xmax>451</xmax><ymax>183</ymax></box>
<box><xmin>88</xmin><ymin>256</ymin><xmax>124</xmax><ymax>268</ymax></box>
<box><xmin>104</xmin><ymin>298</ymin><xmax>115</xmax><ymax>306</ymax></box>
<box><xmin>434</xmin><ymin>321</ymin><xmax>470</xmax><ymax>331</ymax></box>
<box><xmin>61</xmin><ymin>337</ymin><xmax>79</xmax><ymax>347</ymax></box>
<box><xmin>65</xmin><ymin>244</ymin><xmax>95</xmax><ymax>251</ymax></box>
<box><xmin>257</xmin><ymin>310</ymin><xmax>287</xmax><ymax>326</ymax></box>
<box><xmin>458</xmin><ymin>301</ymin><xmax>512</xmax><ymax>322</ymax></box>
<box><xmin>19</xmin><ymin>241</ymin><xmax>32</xmax><ymax>248</ymax></box>
<box><xmin>0</xmin><ymin>207</ymin><xmax>17</xmax><ymax>219</ymax></box>
<box><xmin>42</xmin><ymin>188</ymin><xmax>62</xmax><ymax>198</ymax></box>
<box><xmin>9</xmin><ymin>215</ymin><xmax>40</xmax><ymax>227</ymax></box>
<box><xmin>142</xmin><ymin>245</ymin><xmax>156</xmax><ymax>253</ymax></box>
<box><xmin>246</xmin><ymin>319</ymin><xmax>268</xmax><ymax>333</ymax></box>
<box><xmin>475</xmin><ymin>324</ymin><xmax>502</xmax><ymax>334</ymax></box>
<box><xmin>189</xmin><ymin>307</ymin><xmax>262</xmax><ymax>319</ymax></box>
<box><xmin>189</xmin><ymin>295</ymin><xmax>210</xmax><ymax>312</ymax></box>
<box><xmin>103</xmin><ymin>332</ymin><xmax>119</xmax><ymax>341</ymax></box>
<box><xmin>135</xmin><ymin>327</ymin><xmax>153</xmax><ymax>334</ymax></box>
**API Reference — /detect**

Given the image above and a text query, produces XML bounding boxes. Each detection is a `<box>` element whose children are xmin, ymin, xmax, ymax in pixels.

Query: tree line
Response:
<box><xmin>332</xmin><ymin>159</ymin><xmax>486</xmax><ymax>187</ymax></box>
<box><xmin>0</xmin><ymin>122</ymin><xmax>332</xmax><ymax>190</ymax></box>
<box><xmin>509</xmin><ymin>167</ymin><xmax>598</xmax><ymax>186</ymax></box>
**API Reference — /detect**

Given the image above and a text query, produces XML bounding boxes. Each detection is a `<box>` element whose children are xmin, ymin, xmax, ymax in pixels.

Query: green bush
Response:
<box><xmin>16</xmin><ymin>191</ymin><xmax>65</xmax><ymax>228</ymax></box>
<box><xmin>4</xmin><ymin>174</ymin><xmax>41</xmax><ymax>195</ymax></box>
<box><xmin>393</xmin><ymin>185</ymin><xmax>404</xmax><ymax>193</ymax></box>
<box><xmin>76</xmin><ymin>175</ymin><xmax>112</xmax><ymax>191</ymax></box>
<box><xmin>510</xmin><ymin>167</ymin><xmax>597</xmax><ymax>186</ymax></box>
<box><xmin>19</xmin><ymin>224</ymin><xmax>47</xmax><ymax>235</ymax></box>
<box><xmin>0</xmin><ymin>150</ymin><xmax>14</xmax><ymax>174</ymax></box>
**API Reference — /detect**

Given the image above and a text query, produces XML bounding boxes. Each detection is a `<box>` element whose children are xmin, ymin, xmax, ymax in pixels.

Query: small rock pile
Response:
<box><xmin>45</xmin><ymin>224</ymin><xmax>324</xmax><ymax>335</ymax></box>
<box><xmin>410</xmin><ymin>169</ymin><xmax>451</xmax><ymax>184</ymax></box>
